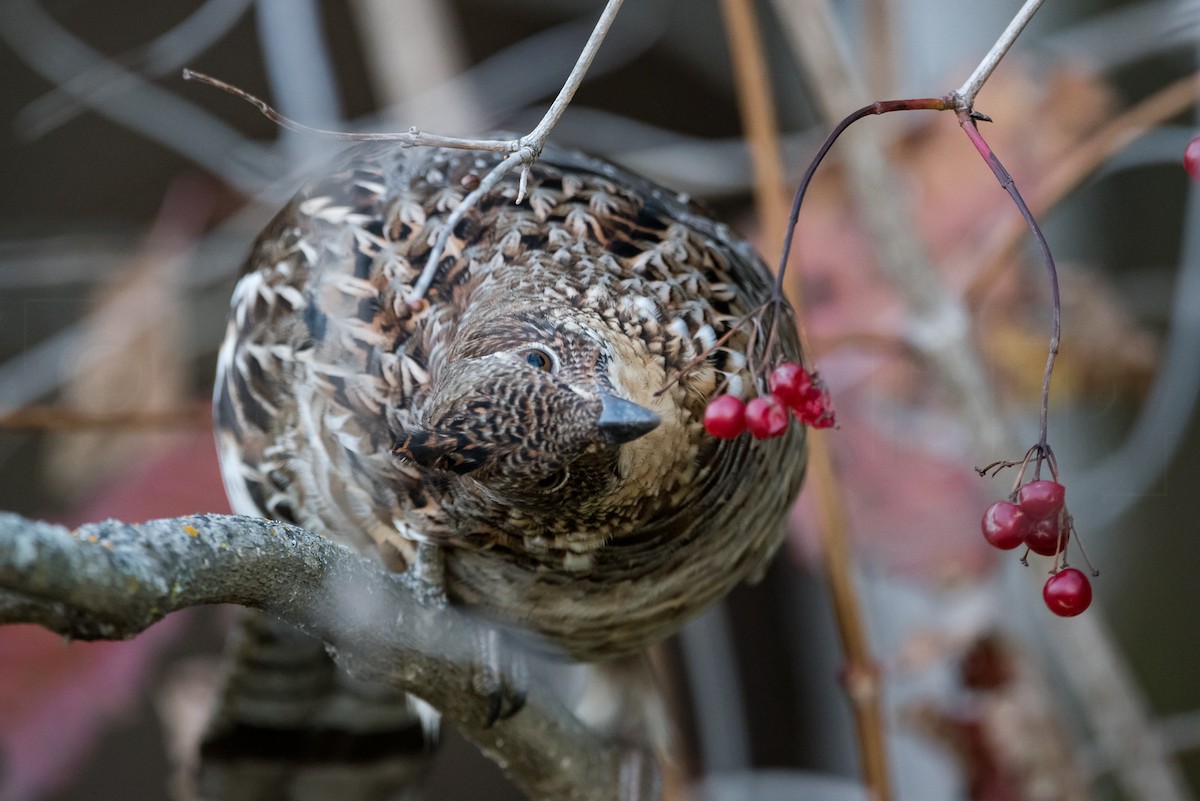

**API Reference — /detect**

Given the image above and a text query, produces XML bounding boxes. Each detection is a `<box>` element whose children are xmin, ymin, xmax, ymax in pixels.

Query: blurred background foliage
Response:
<box><xmin>0</xmin><ymin>1</ymin><xmax>1197</xmax><ymax>799</ymax></box>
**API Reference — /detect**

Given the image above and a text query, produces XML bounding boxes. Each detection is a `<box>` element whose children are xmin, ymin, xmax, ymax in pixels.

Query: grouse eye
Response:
<box><xmin>537</xmin><ymin>469</ymin><xmax>568</xmax><ymax>490</ymax></box>
<box><xmin>519</xmin><ymin>348</ymin><xmax>554</xmax><ymax>372</ymax></box>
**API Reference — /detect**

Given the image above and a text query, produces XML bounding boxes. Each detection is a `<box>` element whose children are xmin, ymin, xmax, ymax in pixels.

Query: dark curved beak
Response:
<box><xmin>597</xmin><ymin>393</ymin><xmax>661</xmax><ymax>445</ymax></box>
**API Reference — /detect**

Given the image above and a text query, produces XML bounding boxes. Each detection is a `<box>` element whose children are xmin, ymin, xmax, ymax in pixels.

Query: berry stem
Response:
<box><xmin>1068</xmin><ymin>518</ymin><xmax>1101</xmax><ymax>577</ymax></box>
<box><xmin>773</xmin><ymin>97</ymin><xmax>953</xmax><ymax>300</ymax></box>
<box><xmin>956</xmin><ymin>111</ymin><xmax>1061</xmax><ymax>462</ymax></box>
<box><xmin>1007</xmin><ymin>444</ymin><xmax>1039</xmax><ymax>499</ymax></box>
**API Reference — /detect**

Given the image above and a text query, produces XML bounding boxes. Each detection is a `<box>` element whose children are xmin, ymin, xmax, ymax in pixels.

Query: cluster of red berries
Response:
<box><xmin>704</xmin><ymin>362</ymin><xmax>835</xmax><ymax>440</ymax></box>
<box><xmin>981</xmin><ymin>479</ymin><xmax>1092</xmax><ymax>616</ymax></box>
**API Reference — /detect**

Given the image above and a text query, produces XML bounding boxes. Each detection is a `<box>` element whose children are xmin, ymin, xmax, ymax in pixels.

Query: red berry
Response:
<box><xmin>704</xmin><ymin>394</ymin><xmax>746</xmax><ymax>439</ymax></box>
<box><xmin>809</xmin><ymin>409</ymin><xmax>837</xmax><ymax>429</ymax></box>
<box><xmin>1024</xmin><ymin>514</ymin><xmax>1069</xmax><ymax>556</ymax></box>
<box><xmin>981</xmin><ymin>501</ymin><xmax>1029</xmax><ymax>550</ymax></box>
<box><xmin>1017</xmin><ymin>480</ymin><xmax>1065</xmax><ymax>521</ymax></box>
<box><xmin>1043</xmin><ymin>568</ymin><xmax>1092</xmax><ymax>616</ymax></box>
<box><xmin>1185</xmin><ymin>135</ymin><xmax>1200</xmax><ymax>181</ymax></box>
<box><xmin>745</xmin><ymin>395</ymin><xmax>789</xmax><ymax>439</ymax></box>
<box><xmin>768</xmin><ymin>362</ymin><xmax>814</xmax><ymax>406</ymax></box>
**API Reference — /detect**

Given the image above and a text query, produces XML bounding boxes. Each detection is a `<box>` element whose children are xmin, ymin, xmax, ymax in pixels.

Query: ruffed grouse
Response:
<box><xmin>208</xmin><ymin>140</ymin><xmax>807</xmax><ymax>795</ymax></box>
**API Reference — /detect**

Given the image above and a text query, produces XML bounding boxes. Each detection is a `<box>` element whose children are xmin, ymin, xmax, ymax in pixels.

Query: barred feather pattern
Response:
<box><xmin>197</xmin><ymin>611</ymin><xmax>435</xmax><ymax>801</ymax></box>
<box><xmin>214</xmin><ymin>142</ymin><xmax>807</xmax><ymax>661</ymax></box>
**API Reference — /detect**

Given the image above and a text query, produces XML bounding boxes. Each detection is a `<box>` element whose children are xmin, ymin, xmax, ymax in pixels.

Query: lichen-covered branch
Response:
<box><xmin>0</xmin><ymin>511</ymin><xmax>629</xmax><ymax>801</ymax></box>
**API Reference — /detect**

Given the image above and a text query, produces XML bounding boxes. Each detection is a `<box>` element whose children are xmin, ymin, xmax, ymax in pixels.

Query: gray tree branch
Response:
<box><xmin>0</xmin><ymin>511</ymin><xmax>633</xmax><ymax>801</ymax></box>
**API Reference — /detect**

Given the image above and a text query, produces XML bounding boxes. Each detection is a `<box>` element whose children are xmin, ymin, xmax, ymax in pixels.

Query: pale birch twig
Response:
<box><xmin>954</xmin><ymin>0</ymin><xmax>1048</xmax><ymax>107</ymax></box>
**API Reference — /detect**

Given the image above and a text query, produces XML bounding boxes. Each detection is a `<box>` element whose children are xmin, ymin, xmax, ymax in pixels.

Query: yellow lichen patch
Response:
<box><xmin>183</xmin><ymin>524</ymin><xmax>199</xmax><ymax>538</ymax></box>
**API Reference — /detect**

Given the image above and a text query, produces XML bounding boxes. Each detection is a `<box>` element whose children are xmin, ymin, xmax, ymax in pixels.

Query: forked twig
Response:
<box><xmin>954</xmin><ymin>0</ymin><xmax>1048</xmax><ymax>107</ymax></box>
<box><xmin>184</xmin><ymin>0</ymin><xmax>626</xmax><ymax>304</ymax></box>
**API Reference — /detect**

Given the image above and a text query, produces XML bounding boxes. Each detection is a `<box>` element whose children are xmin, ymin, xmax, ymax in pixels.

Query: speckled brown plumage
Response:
<box><xmin>214</xmin><ymin>141</ymin><xmax>806</xmax><ymax>661</ymax></box>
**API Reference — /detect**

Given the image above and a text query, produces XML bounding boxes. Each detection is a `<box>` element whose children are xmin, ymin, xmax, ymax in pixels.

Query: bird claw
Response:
<box><xmin>473</xmin><ymin>627</ymin><xmax>528</xmax><ymax>727</ymax></box>
<box><xmin>409</xmin><ymin>542</ymin><xmax>449</xmax><ymax>608</ymax></box>
<box><xmin>406</xmin><ymin>545</ymin><xmax>524</xmax><ymax>725</ymax></box>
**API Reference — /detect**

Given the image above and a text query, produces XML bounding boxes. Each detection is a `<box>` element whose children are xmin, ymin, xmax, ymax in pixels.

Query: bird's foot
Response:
<box><xmin>408</xmin><ymin>541</ymin><xmax>449</xmax><ymax>608</ymax></box>
<box><xmin>472</xmin><ymin>627</ymin><xmax>527</xmax><ymax>727</ymax></box>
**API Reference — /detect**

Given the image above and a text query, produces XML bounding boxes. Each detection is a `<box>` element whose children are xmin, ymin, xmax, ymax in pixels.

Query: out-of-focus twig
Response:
<box><xmin>1042</xmin><ymin>611</ymin><xmax>1193</xmax><ymax>801</ymax></box>
<box><xmin>0</xmin><ymin>404</ymin><xmax>210</xmax><ymax>431</ymax></box>
<box><xmin>0</xmin><ymin>0</ymin><xmax>279</xmax><ymax>192</ymax></box>
<box><xmin>718</xmin><ymin>0</ymin><xmax>791</xmax><ymax>258</ymax></box>
<box><xmin>719</xmin><ymin>2</ymin><xmax>891</xmax><ymax>799</ymax></box>
<box><xmin>863</xmin><ymin>0</ymin><xmax>894</xmax><ymax>97</ymax></box>
<box><xmin>16</xmin><ymin>0</ymin><xmax>254</xmax><ymax>139</ymax></box>
<box><xmin>254</xmin><ymin>0</ymin><xmax>344</xmax><ymax>158</ymax></box>
<box><xmin>350</xmin><ymin>0</ymin><xmax>480</xmax><ymax>134</ymax></box>
<box><xmin>771</xmin><ymin>0</ymin><xmax>1006</xmax><ymax>453</ymax></box>
<box><xmin>1043</xmin><ymin>0</ymin><xmax>1200</xmax><ymax>73</ymax></box>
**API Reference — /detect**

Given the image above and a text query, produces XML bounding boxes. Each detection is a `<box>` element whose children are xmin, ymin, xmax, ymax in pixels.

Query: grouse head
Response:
<box><xmin>391</xmin><ymin>302</ymin><xmax>680</xmax><ymax>512</ymax></box>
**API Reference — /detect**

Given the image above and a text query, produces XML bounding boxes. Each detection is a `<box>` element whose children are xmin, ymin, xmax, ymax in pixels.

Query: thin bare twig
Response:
<box><xmin>772</xmin><ymin>0</ymin><xmax>1007</xmax><ymax>453</ymax></box>
<box><xmin>955</xmin><ymin>0</ymin><xmax>1048</xmax><ymax>107</ymax></box>
<box><xmin>181</xmin><ymin>70</ymin><xmax>515</xmax><ymax>150</ymax></box>
<box><xmin>955</xmin><ymin>113</ymin><xmax>1059</xmax><ymax>455</ymax></box>
<box><xmin>16</xmin><ymin>0</ymin><xmax>253</xmax><ymax>139</ymax></box>
<box><xmin>521</xmin><ymin>0</ymin><xmax>625</xmax><ymax>152</ymax></box>
<box><xmin>0</xmin><ymin>0</ymin><xmax>278</xmax><ymax>192</ymax></box>
<box><xmin>409</xmin><ymin>150</ymin><xmax>527</xmax><ymax>300</ymax></box>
